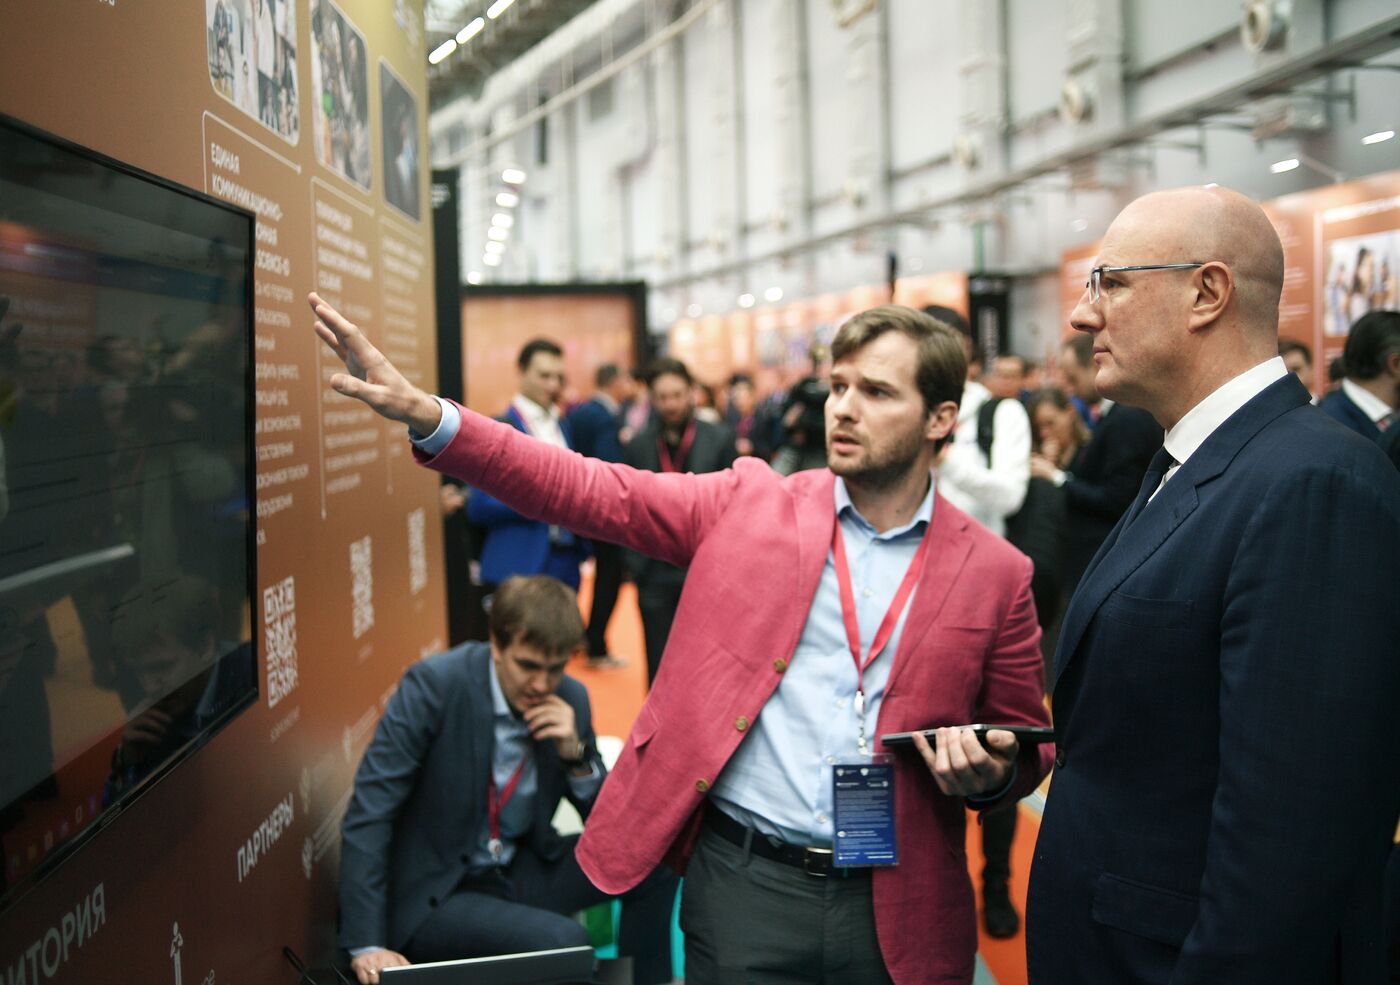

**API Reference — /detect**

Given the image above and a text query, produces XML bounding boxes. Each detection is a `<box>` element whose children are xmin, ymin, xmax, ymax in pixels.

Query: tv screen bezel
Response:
<box><xmin>0</xmin><ymin>111</ymin><xmax>260</xmax><ymax>913</ymax></box>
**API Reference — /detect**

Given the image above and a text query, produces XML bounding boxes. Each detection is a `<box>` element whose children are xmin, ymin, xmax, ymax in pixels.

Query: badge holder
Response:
<box><xmin>831</xmin><ymin>752</ymin><xmax>898</xmax><ymax>868</ymax></box>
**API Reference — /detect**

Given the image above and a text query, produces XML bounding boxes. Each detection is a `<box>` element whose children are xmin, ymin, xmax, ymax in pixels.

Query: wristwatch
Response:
<box><xmin>562</xmin><ymin>737</ymin><xmax>593</xmax><ymax>768</ymax></box>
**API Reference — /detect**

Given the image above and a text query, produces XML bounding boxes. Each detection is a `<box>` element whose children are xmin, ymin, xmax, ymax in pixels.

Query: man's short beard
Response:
<box><xmin>829</xmin><ymin>427</ymin><xmax>927</xmax><ymax>492</ymax></box>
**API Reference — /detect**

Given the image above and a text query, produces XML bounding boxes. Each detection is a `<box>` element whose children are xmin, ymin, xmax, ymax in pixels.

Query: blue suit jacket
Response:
<box><xmin>337</xmin><ymin>643</ymin><xmax>603</xmax><ymax>952</ymax></box>
<box><xmin>465</xmin><ymin>408</ymin><xmax>587</xmax><ymax>584</ymax></box>
<box><xmin>1320</xmin><ymin>386</ymin><xmax>1383</xmax><ymax>443</ymax></box>
<box><xmin>564</xmin><ymin>397</ymin><xmax>624</xmax><ymax>463</ymax></box>
<box><xmin>1028</xmin><ymin>375</ymin><xmax>1400</xmax><ymax>985</ymax></box>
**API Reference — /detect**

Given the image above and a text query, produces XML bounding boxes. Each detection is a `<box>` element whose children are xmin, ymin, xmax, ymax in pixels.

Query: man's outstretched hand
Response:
<box><xmin>309</xmin><ymin>292</ymin><xmax>442</xmax><ymax>435</ymax></box>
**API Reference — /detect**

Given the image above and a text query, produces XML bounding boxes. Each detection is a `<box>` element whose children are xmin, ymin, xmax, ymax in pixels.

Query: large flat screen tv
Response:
<box><xmin>0</xmin><ymin>115</ymin><xmax>257</xmax><ymax>909</ymax></box>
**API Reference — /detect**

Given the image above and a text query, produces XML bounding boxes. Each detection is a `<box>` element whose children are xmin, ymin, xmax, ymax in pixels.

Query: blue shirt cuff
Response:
<box><xmin>348</xmin><ymin>946</ymin><xmax>381</xmax><ymax>957</ymax></box>
<box><xmin>566</xmin><ymin>760</ymin><xmax>604</xmax><ymax>801</ymax></box>
<box><xmin>409</xmin><ymin>396</ymin><xmax>460</xmax><ymax>456</ymax></box>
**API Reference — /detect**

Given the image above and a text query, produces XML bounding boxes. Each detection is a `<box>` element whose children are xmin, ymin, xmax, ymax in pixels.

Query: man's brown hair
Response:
<box><xmin>488</xmin><ymin>575</ymin><xmax>586</xmax><ymax>657</ymax></box>
<box><xmin>832</xmin><ymin>305</ymin><xmax>967</xmax><ymax>417</ymax></box>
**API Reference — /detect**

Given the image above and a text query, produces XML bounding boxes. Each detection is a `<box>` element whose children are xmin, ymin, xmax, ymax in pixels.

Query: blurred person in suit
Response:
<box><xmin>1035</xmin><ymin>333</ymin><xmax>1159</xmax><ymax>594</ymax></box>
<box><xmin>564</xmin><ymin>363</ymin><xmax>637</xmax><ymax>669</ymax></box>
<box><xmin>622</xmin><ymin>358</ymin><xmax>736</xmax><ymax>684</ymax></box>
<box><xmin>1320</xmin><ymin>310</ymin><xmax>1399</xmax><ymax>442</ymax></box>
<box><xmin>466</xmin><ymin>338</ymin><xmax>589</xmax><ymax>592</ymax></box>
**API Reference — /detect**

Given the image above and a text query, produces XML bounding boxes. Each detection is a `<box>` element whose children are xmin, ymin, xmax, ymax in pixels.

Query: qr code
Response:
<box><xmin>264</xmin><ymin>576</ymin><xmax>298</xmax><ymax>708</ymax></box>
<box><xmin>350</xmin><ymin>536</ymin><xmax>375</xmax><ymax>639</ymax></box>
<box><xmin>407</xmin><ymin>508</ymin><xmax>427</xmax><ymax>595</ymax></box>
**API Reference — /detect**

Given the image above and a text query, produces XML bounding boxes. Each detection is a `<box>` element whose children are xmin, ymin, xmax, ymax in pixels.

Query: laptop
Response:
<box><xmin>377</xmin><ymin>946</ymin><xmax>596</xmax><ymax>984</ymax></box>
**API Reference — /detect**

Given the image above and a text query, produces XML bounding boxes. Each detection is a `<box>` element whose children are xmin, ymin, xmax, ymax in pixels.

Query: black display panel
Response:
<box><xmin>0</xmin><ymin>115</ymin><xmax>257</xmax><ymax>908</ymax></box>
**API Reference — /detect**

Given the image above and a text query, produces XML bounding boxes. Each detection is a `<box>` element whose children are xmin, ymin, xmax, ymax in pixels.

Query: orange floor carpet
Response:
<box><xmin>572</xmin><ymin>572</ymin><xmax>1036</xmax><ymax>985</ymax></box>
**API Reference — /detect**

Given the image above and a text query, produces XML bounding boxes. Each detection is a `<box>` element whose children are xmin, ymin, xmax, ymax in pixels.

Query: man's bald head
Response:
<box><xmin>1107</xmin><ymin>186</ymin><xmax>1285</xmax><ymax>336</ymax></box>
<box><xmin>1070</xmin><ymin>185</ymin><xmax>1289</xmax><ymax>428</ymax></box>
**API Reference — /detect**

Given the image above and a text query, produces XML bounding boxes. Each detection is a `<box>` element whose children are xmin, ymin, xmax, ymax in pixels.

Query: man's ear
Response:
<box><xmin>1187</xmin><ymin>261</ymin><xmax>1233</xmax><ymax>334</ymax></box>
<box><xmin>925</xmin><ymin>400</ymin><xmax>959</xmax><ymax>443</ymax></box>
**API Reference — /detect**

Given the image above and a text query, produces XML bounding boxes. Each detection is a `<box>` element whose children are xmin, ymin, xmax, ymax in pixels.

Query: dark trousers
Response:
<box><xmin>637</xmin><ymin>575</ymin><xmax>684</xmax><ymax>686</ymax></box>
<box><xmin>680</xmin><ymin>825</ymin><xmax>892</xmax><ymax>985</ymax></box>
<box><xmin>405</xmin><ymin>835</ymin><xmax>677</xmax><ymax>985</ymax></box>
<box><xmin>585</xmin><ymin>541</ymin><xmax>625</xmax><ymax>658</ymax></box>
<box><xmin>981</xmin><ymin>803</ymin><xmax>1018</xmax><ymax>891</ymax></box>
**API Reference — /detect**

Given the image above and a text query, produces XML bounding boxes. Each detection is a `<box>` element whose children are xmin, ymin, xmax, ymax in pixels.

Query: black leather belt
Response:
<box><xmin>704</xmin><ymin>808</ymin><xmax>862</xmax><ymax>879</ymax></box>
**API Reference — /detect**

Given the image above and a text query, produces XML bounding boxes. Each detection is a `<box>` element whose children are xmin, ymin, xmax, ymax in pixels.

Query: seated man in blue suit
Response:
<box><xmin>1027</xmin><ymin>186</ymin><xmax>1400</xmax><ymax>985</ymax></box>
<box><xmin>339</xmin><ymin>576</ymin><xmax>676</xmax><ymax>985</ymax></box>
<box><xmin>467</xmin><ymin>338</ymin><xmax>588</xmax><ymax>590</ymax></box>
<box><xmin>1320</xmin><ymin>310</ymin><xmax>1399</xmax><ymax>442</ymax></box>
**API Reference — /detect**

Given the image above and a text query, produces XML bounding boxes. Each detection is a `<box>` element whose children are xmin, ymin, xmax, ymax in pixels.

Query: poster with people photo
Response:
<box><xmin>205</xmin><ymin>0</ymin><xmax>300</xmax><ymax>143</ymax></box>
<box><xmin>379</xmin><ymin>62</ymin><xmax>421</xmax><ymax>221</ymax></box>
<box><xmin>310</xmin><ymin>0</ymin><xmax>371</xmax><ymax>190</ymax></box>
<box><xmin>1323</xmin><ymin>231</ymin><xmax>1400</xmax><ymax>337</ymax></box>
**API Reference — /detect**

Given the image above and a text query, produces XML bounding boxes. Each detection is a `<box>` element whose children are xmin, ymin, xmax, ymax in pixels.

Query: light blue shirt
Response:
<box><xmin>708</xmin><ymin>476</ymin><xmax>934</xmax><ymax>848</ymax></box>
<box><xmin>466</xmin><ymin>669</ymin><xmax>602</xmax><ymax>872</ymax></box>
<box><xmin>411</xmin><ymin>396</ymin><xmax>461</xmax><ymax>456</ymax></box>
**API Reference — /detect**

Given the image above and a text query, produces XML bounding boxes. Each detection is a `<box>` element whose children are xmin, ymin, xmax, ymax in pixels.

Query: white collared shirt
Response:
<box><xmin>1152</xmin><ymin>356</ymin><xmax>1287</xmax><ymax>499</ymax></box>
<box><xmin>1340</xmin><ymin>378</ymin><xmax>1394</xmax><ymax>426</ymax></box>
<box><xmin>511</xmin><ymin>393</ymin><xmax>568</xmax><ymax>449</ymax></box>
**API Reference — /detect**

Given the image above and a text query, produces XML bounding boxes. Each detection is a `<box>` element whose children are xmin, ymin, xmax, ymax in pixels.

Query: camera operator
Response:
<box><xmin>772</xmin><ymin>343</ymin><xmax>832</xmax><ymax>475</ymax></box>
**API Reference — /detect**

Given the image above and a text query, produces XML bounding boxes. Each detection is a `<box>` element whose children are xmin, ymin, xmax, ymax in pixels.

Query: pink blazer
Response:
<box><xmin>420</xmin><ymin>404</ymin><xmax>1054</xmax><ymax>985</ymax></box>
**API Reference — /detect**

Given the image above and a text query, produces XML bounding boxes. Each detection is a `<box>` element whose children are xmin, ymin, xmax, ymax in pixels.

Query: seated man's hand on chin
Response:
<box><xmin>350</xmin><ymin>947</ymin><xmax>410</xmax><ymax>984</ymax></box>
<box><xmin>308</xmin><ymin>292</ymin><xmax>441</xmax><ymax>436</ymax></box>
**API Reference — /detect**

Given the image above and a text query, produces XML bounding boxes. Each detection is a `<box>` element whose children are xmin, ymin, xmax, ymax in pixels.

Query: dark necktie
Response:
<box><xmin>1123</xmin><ymin>446</ymin><xmax>1178</xmax><ymax>528</ymax></box>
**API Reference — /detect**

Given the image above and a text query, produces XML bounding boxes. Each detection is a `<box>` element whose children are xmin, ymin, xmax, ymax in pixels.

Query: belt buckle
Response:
<box><xmin>803</xmin><ymin>847</ymin><xmax>834</xmax><ymax>878</ymax></box>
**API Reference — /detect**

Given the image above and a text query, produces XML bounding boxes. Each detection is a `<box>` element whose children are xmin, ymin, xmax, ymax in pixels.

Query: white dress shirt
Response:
<box><xmin>1151</xmin><ymin>356</ymin><xmax>1288</xmax><ymax>500</ymax></box>
<box><xmin>511</xmin><ymin>394</ymin><xmax>568</xmax><ymax>449</ymax></box>
<box><xmin>1340</xmin><ymin>378</ymin><xmax>1394</xmax><ymax>427</ymax></box>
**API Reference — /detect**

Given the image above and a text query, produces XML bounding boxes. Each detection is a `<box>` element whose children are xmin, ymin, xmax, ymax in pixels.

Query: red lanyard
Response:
<box><xmin>657</xmin><ymin>420</ymin><xmax>697</xmax><ymax>473</ymax></box>
<box><xmin>486</xmin><ymin>755</ymin><xmax>530</xmax><ymax>860</ymax></box>
<box><xmin>831</xmin><ymin>514</ymin><xmax>931</xmax><ymax>748</ymax></box>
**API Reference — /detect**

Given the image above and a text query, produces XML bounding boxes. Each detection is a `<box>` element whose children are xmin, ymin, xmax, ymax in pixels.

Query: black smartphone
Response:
<box><xmin>880</xmin><ymin>724</ymin><xmax>1056</xmax><ymax>749</ymax></box>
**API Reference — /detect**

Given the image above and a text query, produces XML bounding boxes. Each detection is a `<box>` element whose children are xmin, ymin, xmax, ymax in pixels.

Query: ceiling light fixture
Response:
<box><xmin>491</xmin><ymin>213</ymin><xmax>514</xmax><ymax>228</ymax></box>
<box><xmin>501</xmin><ymin>167</ymin><xmax>527</xmax><ymax>185</ymax></box>
<box><xmin>486</xmin><ymin>0</ymin><xmax>517</xmax><ymax>19</ymax></box>
<box><xmin>738</xmin><ymin>294</ymin><xmax>755</xmax><ymax>309</ymax></box>
<box><xmin>485</xmin><ymin>240</ymin><xmax>505</xmax><ymax>254</ymax></box>
<box><xmin>1271</xmin><ymin>152</ymin><xmax>1344</xmax><ymax>182</ymax></box>
<box><xmin>466</xmin><ymin>271</ymin><xmax>483</xmax><ymax>284</ymax></box>
<box><xmin>1362</xmin><ymin>129</ymin><xmax>1395</xmax><ymax>146</ymax></box>
<box><xmin>483</xmin><ymin>253</ymin><xmax>502</xmax><ymax>266</ymax></box>
<box><xmin>495</xmin><ymin>191</ymin><xmax>520</xmax><ymax>208</ymax></box>
<box><xmin>428</xmin><ymin>39</ymin><xmax>457</xmax><ymax>65</ymax></box>
<box><xmin>686</xmin><ymin>303</ymin><xmax>702</xmax><ymax>318</ymax></box>
<box><xmin>456</xmin><ymin>17</ymin><xmax>485</xmax><ymax>44</ymax></box>
<box><xmin>487</xmin><ymin>226</ymin><xmax>509</xmax><ymax>241</ymax></box>
<box><xmin>764</xmin><ymin>287</ymin><xmax>784</xmax><ymax>303</ymax></box>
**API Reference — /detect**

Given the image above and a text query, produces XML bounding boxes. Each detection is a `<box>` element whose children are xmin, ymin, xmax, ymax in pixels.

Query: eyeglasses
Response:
<box><xmin>1085</xmin><ymin>263</ymin><xmax>1205</xmax><ymax>303</ymax></box>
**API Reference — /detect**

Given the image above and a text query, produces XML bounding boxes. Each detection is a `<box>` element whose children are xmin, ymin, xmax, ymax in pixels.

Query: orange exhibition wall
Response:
<box><xmin>460</xmin><ymin>289</ymin><xmax>643</xmax><ymax>417</ymax></box>
<box><xmin>0</xmin><ymin>1</ymin><xmax>445</xmax><ymax>981</ymax></box>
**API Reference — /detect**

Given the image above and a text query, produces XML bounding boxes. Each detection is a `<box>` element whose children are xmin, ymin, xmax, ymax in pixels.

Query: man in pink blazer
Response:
<box><xmin>311</xmin><ymin>294</ymin><xmax>1054</xmax><ymax>985</ymax></box>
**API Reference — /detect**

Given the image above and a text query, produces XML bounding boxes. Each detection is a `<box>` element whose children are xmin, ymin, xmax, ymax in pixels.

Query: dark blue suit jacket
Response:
<box><xmin>338</xmin><ymin>643</ymin><xmax>603</xmax><ymax>952</ymax></box>
<box><xmin>465</xmin><ymin>408</ymin><xmax>587</xmax><ymax>584</ymax></box>
<box><xmin>1028</xmin><ymin>375</ymin><xmax>1400</xmax><ymax>985</ymax></box>
<box><xmin>1320</xmin><ymin>386</ymin><xmax>1383</xmax><ymax>443</ymax></box>
<box><xmin>564</xmin><ymin>397</ymin><xmax>624</xmax><ymax>463</ymax></box>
